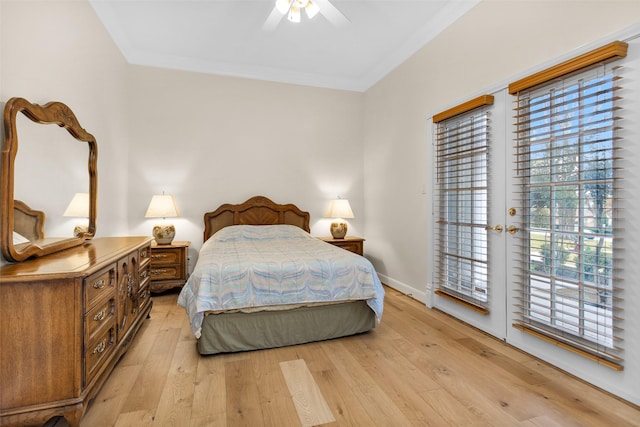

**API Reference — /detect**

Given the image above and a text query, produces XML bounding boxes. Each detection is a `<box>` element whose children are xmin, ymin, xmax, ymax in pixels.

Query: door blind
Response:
<box><xmin>511</xmin><ymin>52</ymin><xmax>625</xmax><ymax>368</ymax></box>
<box><xmin>433</xmin><ymin>98</ymin><xmax>492</xmax><ymax>310</ymax></box>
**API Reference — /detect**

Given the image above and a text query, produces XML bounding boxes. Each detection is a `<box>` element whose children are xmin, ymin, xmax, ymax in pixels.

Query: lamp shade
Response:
<box><xmin>145</xmin><ymin>194</ymin><xmax>180</xmax><ymax>218</ymax></box>
<box><xmin>324</xmin><ymin>199</ymin><xmax>354</xmax><ymax>219</ymax></box>
<box><xmin>63</xmin><ymin>192</ymin><xmax>89</xmax><ymax>218</ymax></box>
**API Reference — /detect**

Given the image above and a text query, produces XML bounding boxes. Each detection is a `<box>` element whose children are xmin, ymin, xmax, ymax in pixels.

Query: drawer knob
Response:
<box><xmin>93</xmin><ymin>278</ymin><xmax>106</xmax><ymax>289</ymax></box>
<box><xmin>93</xmin><ymin>339</ymin><xmax>107</xmax><ymax>354</ymax></box>
<box><xmin>93</xmin><ymin>308</ymin><xmax>106</xmax><ymax>322</ymax></box>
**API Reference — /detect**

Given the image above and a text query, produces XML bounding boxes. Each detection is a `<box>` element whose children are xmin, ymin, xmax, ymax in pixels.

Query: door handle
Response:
<box><xmin>507</xmin><ymin>225</ymin><xmax>519</xmax><ymax>235</ymax></box>
<box><xmin>485</xmin><ymin>225</ymin><xmax>503</xmax><ymax>233</ymax></box>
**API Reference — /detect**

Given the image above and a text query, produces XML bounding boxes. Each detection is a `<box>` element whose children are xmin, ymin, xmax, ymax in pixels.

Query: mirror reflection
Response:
<box><xmin>1</xmin><ymin>97</ymin><xmax>97</xmax><ymax>262</ymax></box>
<box><xmin>14</xmin><ymin>113</ymin><xmax>89</xmax><ymax>240</ymax></box>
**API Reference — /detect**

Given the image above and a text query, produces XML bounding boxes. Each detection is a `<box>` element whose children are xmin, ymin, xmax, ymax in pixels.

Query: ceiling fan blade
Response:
<box><xmin>314</xmin><ymin>0</ymin><xmax>350</xmax><ymax>27</ymax></box>
<box><xmin>262</xmin><ymin>4</ymin><xmax>285</xmax><ymax>31</ymax></box>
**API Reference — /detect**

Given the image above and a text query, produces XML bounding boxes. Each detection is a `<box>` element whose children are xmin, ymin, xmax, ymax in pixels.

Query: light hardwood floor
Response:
<box><xmin>50</xmin><ymin>286</ymin><xmax>639</xmax><ymax>427</ymax></box>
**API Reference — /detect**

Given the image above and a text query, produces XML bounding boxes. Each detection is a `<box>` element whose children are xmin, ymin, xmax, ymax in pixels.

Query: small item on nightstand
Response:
<box><xmin>324</xmin><ymin>198</ymin><xmax>354</xmax><ymax>239</ymax></box>
<box><xmin>152</xmin><ymin>224</ymin><xmax>176</xmax><ymax>245</ymax></box>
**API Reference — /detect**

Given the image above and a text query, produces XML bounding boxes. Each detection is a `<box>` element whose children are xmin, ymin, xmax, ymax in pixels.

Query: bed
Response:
<box><xmin>13</xmin><ymin>200</ymin><xmax>45</xmax><ymax>242</ymax></box>
<box><xmin>177</xmin><ymin>195</ymin><xmax>384</xmax><ymax>355</ymax></box>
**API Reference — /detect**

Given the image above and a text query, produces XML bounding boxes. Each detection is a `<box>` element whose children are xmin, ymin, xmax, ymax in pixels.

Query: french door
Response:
<box><xmin>432</xmin><ymin>89</ymin><xmax>516</xmax><ymax>340</ymax></box>
<box><xmin>432</xmin><ymin>38</ymin><xmax>636</xmax><ymax>403</ymax></box>
<box><xmin>433</xmin><ymin>65</ymin><xmax>622</xmax><ymax>365</ymax></box>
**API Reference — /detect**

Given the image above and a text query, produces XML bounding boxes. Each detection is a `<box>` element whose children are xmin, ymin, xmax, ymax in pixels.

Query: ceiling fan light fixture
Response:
<box><xmin>276</xmin><ymin>0</ymin><xmax>292</xmax><ymax>14</ymax></box>
<box><xmin>304</xmin><ymin>0</ymin><xmax>320</xmax><ymax>19</ymax></box>
<box><xmin>265</xmin><ymin>0</ymin><xmax>347</xmax><ymax>30</ymax></box>
<box><xmin>287</xmin><ymin>4</ymin><xmax>301</xmax><ymax>22</ymax></box>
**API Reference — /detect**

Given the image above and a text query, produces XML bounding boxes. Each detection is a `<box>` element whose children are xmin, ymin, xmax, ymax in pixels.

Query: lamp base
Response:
<box><xmin>330</xmin><ymin>221</ymin><xmax>348</xmax><ymax>239</ymax></box>
<box><xmin>153</xmin><ymin>224</ymin><xmax>176</xmax><ymax>245</ymax></box>
<box><xmin>73</xmin><ymin>224</ymin><xmax>89</xmax><ymax>238</ymax></box>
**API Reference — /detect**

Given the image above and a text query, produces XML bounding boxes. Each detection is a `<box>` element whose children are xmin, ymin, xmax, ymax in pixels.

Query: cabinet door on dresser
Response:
<box><xmin>117</xmin><ymin>252</ymin><xmax>137</xmax><ymax>340</ymax></box>
<box><xmin>0</xmin><ymin>277</ymin><xmax>81</xmax><ymax>413</ymax></box>
<box><xmin>116</xmin><ymin>244</ymin><xmax>152</xmax><ymax>342</ymax></box>
<box><xmin>137</xmin><ymin>244</ymin><xmax>152</xmax><ymax>314</ymax></box>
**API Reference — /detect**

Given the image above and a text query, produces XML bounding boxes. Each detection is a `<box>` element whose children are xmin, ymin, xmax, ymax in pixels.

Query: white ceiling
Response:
<box><xmin>89</xmin><ymin>0</ymin><xmax>479</xmax><ymax>92</ymax></box>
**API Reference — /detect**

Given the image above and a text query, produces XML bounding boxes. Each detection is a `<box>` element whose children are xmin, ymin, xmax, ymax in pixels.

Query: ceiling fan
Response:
<box><xmin>262</xmin><ymin>0</ymin><xmax>350</xmax><ymax>31</ymax></box>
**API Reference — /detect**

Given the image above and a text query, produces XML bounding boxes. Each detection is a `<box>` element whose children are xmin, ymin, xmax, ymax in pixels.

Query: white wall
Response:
<box><xmin>0</xmin><ymin>0</ymin><xmax>131</xmax><ymax>238</ymax></box>
<box><xmin>363</xmin><ymin>0</ymin><xmax>640</xmax><ymax>406</ymax></box>
<box><xmin>125</xmin><ymin>65</ymin><xmax>365</xmax><ymax>262</ymax></box>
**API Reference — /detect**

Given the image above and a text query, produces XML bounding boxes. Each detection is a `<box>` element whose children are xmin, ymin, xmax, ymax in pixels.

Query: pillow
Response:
<box><xmin>209</xmin><ymin>224</ymin><xmax>310</xmax><ymax>243</ymax></box>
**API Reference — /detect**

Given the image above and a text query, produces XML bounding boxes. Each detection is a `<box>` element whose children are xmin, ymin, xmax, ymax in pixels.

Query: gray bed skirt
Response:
<box><xmin>197</xmin><ymin>300</ymin><xmax>376</xmax><ymax>355</ymax></box>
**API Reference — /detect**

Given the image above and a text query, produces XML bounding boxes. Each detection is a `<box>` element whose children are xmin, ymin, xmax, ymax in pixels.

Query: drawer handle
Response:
<box><xmin>140</xmin><ymin>249</ymin><xmax>148</xmax><ymax>258</ymax></box>
<box><xmin>93</xmin><ymin>308</ymin><xmax>107</xmax><ymax>322</ymax></box>
<box><xmin>93</xmin><ymin>278</ymin><xmax>106</xmax><ymax>289</ymax></box>
<box><xmin>151</xmin><ymin>253</ymin><xmax>169</xmax><ymax>260</ymax></box>
<box><xmin>151</xmin><ymin>269</ymin><xmax>168</xmax><ymax>275</ymax></box>
<box><xmin>93</xmin><ymin>339</ymin><xmax>107</xmax><ymax>354</ymax></box>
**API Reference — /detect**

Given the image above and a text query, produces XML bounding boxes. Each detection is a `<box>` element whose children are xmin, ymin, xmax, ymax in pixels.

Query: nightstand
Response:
<box><xmin>149</xmin><ymin>241</ymin><xmax>190</xmax><ymax>292</ymax></box>
<box><xmin>319</xmin><ymin>236</ymin><xmax>364</xmax><ymax>256</ymax></box>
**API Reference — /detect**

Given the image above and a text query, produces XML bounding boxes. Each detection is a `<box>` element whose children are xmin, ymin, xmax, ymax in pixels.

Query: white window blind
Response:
<box><xmin>511</xmin><ymin>50</ymin><xmax>625</xmax><ymax>368</ymax></box>
<box><xmin>433</xmin><ymin>97</ymin><xmax>493</xmax><ymax>311</ymax></box>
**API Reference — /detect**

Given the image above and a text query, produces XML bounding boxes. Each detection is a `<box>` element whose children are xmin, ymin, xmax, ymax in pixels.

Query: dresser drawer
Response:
<box><xmin>137</xmin><ymin>285</ymin><xmax>151</xmax><ymax>314</ymax></box>
<box><xmin>150</xmin><ymin>248</ymin><xmax>181</xmax><ymax>265</ymax></box>
<box><xmin>85</xmin><ymin>324</ymin><xmax>116</xmax><ymax>385</ymax></box>
<box><xmin>320</xmin><ymin>237</ymin><xmax>365</xmax><ymax>256</ymax></box>
<box><xmin>334</xmin><ymin>241</ymin><xmax>363</xmax><ymax>255</ymax></box>
<box><xmin>139</xmin><ymin>244</ymin><xmax>151</xmax><ymax>265</ymax></box>
<box><xmin>84</xmin><ymin>264</ymin><xmax>116</xmax><ymax>311</ymax></box>
<box><xmin>139</xmin><ymin>262</ymin><xmax>151</xmax><ymax>284</ymax></box>
<box><xmin>150</xmin><ymin>265</ymin><xmax>181</xmax><ymax>281</ymax></box>
<box><xmin>86</xmin><ymin>297</ymin><xmax>115</xmax><ymax>342</ymax></box>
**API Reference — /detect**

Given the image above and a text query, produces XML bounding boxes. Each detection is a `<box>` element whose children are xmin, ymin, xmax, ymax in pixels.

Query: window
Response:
<box><xmin>433</xmin><ymin>95</ymin><xmax>494</xmax><ymax>312</ymax></box>
<box><xmin>510</xmin><ymin>41</ymin><xmax>627</xmax><ymax>369</ymax></box>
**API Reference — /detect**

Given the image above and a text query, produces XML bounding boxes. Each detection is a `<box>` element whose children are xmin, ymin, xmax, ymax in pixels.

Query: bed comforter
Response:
<box><xmin>177</xmin><ymin>224</ymin><xmax>384</xmax><ymax>338</ymax></box>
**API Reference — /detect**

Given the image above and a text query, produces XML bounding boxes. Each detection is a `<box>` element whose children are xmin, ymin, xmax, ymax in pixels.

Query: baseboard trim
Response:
<box><xmin>377</xmin><ymin>273</ymin><xmax>428</xmax><ymax>305</ymax></box>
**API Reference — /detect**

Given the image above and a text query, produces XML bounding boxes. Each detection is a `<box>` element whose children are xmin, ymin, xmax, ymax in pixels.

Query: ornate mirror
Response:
<box><xmin>1</xmin><ymin>97</ymin><xmax>97</xmax><ymax>262</ymax></box>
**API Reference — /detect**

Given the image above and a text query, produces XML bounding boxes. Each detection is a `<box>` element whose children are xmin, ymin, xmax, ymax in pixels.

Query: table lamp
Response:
<box><xmin>324</xmin><ymin>198</ymin><xmax>354</xmax><ymax>239</ymax></box>
<box><xmin>145</xmin><ymin>193</ymin><xmax>180</xmax><ymax>244</ymax></box>
<box><xmin>63</xmin><ymin>192</ymin><xmax>89</xmax><ymax>237</ymax></box>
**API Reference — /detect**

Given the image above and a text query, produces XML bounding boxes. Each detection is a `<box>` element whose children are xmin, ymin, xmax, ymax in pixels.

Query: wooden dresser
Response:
<box><xmin>0</xmin><ymin>237</ymin><xmax>153</xmax><ymax>427</ymax></box>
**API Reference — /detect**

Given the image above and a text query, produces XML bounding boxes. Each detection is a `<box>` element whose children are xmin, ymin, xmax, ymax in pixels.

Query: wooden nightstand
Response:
<box><xmin>149</xmin><ymin>241</ymin><xmax>190</xmax><ymax>293</ymax></box>
<box><xmin>319</xmin><ymin>236</ymin><xmax>364</xmax><ymax>256</ymax></box>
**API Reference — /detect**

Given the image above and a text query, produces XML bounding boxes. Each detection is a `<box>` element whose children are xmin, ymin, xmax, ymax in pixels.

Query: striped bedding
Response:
<box><xmin>177</xmin><ymin>224</ymin><xmax>384</xmax><ymax>338</ymax></box>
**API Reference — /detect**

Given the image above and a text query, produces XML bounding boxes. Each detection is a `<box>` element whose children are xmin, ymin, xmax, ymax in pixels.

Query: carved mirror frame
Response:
<box><xmin>1</xmin><ymin>97</ymin><xmax>97</xmax><ymax>262</ymax></box>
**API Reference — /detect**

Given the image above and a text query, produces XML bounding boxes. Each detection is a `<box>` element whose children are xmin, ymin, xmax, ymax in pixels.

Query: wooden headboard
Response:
<box><xmin>13</xmin><ymin>200</ymin><xmax>45</xmax><ymax>242</ymax></box>
<box><xmin>203</xmin><ymin>195</ymin><xmax>310</xmax><ymax>242</ymax></box>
